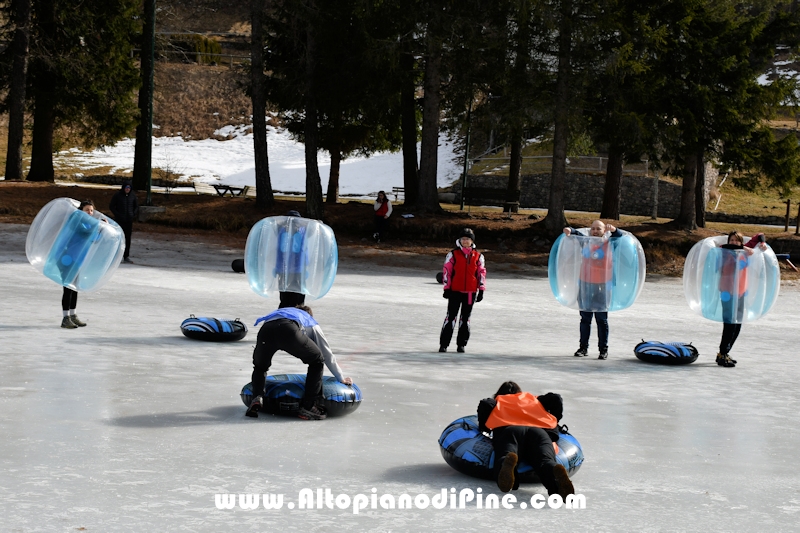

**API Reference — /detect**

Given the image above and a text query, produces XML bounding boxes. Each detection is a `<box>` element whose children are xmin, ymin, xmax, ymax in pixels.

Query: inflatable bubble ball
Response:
<box><xmin>549</xmin><ymin>229</ymin><xmax>645</xmax><ymax>312</ymax></box>
<box><xmin>683</xmin><ymin>236</ymin><xmax>780</xmax><ymax>324</ymax></box>
<box><xmin>245</xmin><ymin>216</ymin><xmax>338</xmax><ymax>300</ymax></box>
<box><xmin>26</xmin><ymin>198</ymin><xmax>124</xmax><ymax>292</ymax></box>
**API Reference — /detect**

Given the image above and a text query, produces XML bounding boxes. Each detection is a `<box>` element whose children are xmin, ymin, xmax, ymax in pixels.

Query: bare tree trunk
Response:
<box><xmin>417</xmin><ymin>35</ymin><xmax>442</xmax><ymax>213</ymax></box>
<box><xmin>506</xmin><ymin>134</ymin><xmax>522</xmax><ymax>209</ymax></box>
<box><xmin>4</xmin><ymin>0</ymin><xmax>32</xmax><ymax>181</ymax></box>
<box><xmin>544</xmin><ymin>0</ymin><xmax>572</xmax><ymax>236</ymax></box>
<box><xmin>694</xmin><ymin>149</ymin><xmax>706</xmax><ymax>228</ymax></box>
<box><xmin>400</xmin><ymin>52</ymin><xmax>419</xmax><ymax>207</ymax></box>
<box><xmin>132</xmin><ymin>0</ymin><xmax>155</xmax><ymax>192</ymax></box>
<box><xmin>304</xmin><ymin>21</ymin><xmax>323</xmax><ymax>219</ymax></box>
<box><xmin>251</xmin><ymin>0</ymin><xmax>275</xmax><ymax>209</ymax></box>
<box><xmin>326</xmin><ymin>149</ymin><xmax>341</xmax><ymax>204</ymax></box>
<box><xmin>600</xmin><ymin>147</ymin><xmax>624</xmax><ymax>220</ymax></box>
<box><xmin>675</xmin><ymin>152</ymin><xmax>698</xmax><ymax>230</ymax></box>
<box><xmin>26</xmin><ymin>90</ymin><xmax>55</xmax><ymax>182</ymax></box>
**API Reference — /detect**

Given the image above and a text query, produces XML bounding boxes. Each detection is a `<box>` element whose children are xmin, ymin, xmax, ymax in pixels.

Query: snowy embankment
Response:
<box><xmin>55</xmin><ymin>125</ymin><xmax>463</xmax><ymax>197</ymax></box>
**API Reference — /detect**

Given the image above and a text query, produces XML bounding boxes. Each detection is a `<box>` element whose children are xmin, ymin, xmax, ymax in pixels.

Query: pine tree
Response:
<box><xmin>1</xmin><ymin>0</ymin><xmax>32</xmax><ymax>181</ymax></box>
<box><xmin>25</xmin><ymin>0</ymin><xmax>140</xmax><ymax>182</ymax></box>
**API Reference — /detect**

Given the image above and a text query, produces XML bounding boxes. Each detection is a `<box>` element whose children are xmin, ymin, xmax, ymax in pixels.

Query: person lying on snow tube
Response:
<box><xmin>477</xmin><ymin>381</ymin><xmax>575</xmax><ymax>497</ymax></box>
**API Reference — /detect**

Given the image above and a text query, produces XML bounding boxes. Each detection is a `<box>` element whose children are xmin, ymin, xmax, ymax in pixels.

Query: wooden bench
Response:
<box><xmin>212</xmin><ymin>184</ymin><xmax>246</xmax><ymax>197</ymax></box>
<box><xmin>462</xmin><ymin>186</ymin><xmax>521</xmax><ymax>213</ymax></box>
<box><xmin>193</xmin><ymin>182</ymin><xmax>217</xmax><ymax>195</ymax></box>
<box><xmin>392</xmin><ymin>187</ymin><xmax>404</xmax><ymax>201</ymax></box>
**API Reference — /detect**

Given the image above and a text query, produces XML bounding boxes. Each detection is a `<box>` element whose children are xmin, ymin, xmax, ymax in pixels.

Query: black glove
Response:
<box><xmin>475</xmin><ymin>290</ymin><xmax>484</xmax><ymax>303</ymax></box>
<box><xmin>758</xmin><ymin>234</ymin><xmax>766</xmax><ymax>243</ymax></box>
<box><xmin>443</xmin><ymin>289</ymin><xmax>452</xmax><ymax>299</ymax></box>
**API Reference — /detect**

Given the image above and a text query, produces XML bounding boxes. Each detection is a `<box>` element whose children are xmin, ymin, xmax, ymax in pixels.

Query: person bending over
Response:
<box><xmin>246</xmin><ymin>304</ymin><xmax>352</xmax><ymax>420</ymax></box>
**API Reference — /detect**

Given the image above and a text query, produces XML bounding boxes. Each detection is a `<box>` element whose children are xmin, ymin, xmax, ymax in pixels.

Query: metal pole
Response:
<box><xmin>796</xmin><ymin>202</ymin><xmax>800</xmax><ymax>236</ymax></box>
<box><xmin>459</xmin><ymin>100</ymin><xmax>472</xmax><ymax>211</ymax></box>
<box><xmin>145</xmin><ymin>0</ymin><xmax>156</xmax><ymax>206</ymax></box>
<box><xmin>651</xmin><ymin>170</ymin><xmax>659</xmax><ymax>220</ymax></box>
<box><xmin>785</xmin><ymin>199</ymin><xmax>791</xmax><ymax>232</ymax></box>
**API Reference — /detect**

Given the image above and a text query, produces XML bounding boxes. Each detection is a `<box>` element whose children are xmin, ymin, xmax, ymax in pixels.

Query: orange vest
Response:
<box><xmin>486</xmin><ymin>392</ymin><xmax>560</xmax><ymax>454</ymax></box>
<box><xmin>719</xmin><ymin>249</ymin><xmax>748</xmax><ymax>297</ymax></box>
<box><xmin>580</xmin><ymin>240</ymin><xmax>613</xmax><ymax>284</ymax></box>
<box><xmin>451</xmin><ymin>249</ymin><xmax>480</xmax><ymax>292</ymax></box>
<box><xmin>485</xmin><ymin>392</ymin><xmax>558</xmax><ymax>430</ymax></box>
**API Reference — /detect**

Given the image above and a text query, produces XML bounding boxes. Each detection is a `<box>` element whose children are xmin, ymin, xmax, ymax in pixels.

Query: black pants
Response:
<box><xmin>251</xmin><ymin>319</ymin><xmax>324</xmax><ymax>409</ymax></box>
<box><xmin>440</xmin><ymin>292</ymin><xmax>474</xmax><ymax>348</ymax></box>
<box><xmin>62</xmin><ymin>287</ymin><xmax>78</xmax><ymax>311</ymax></box>
<box><xmin>579</xmin><ymin>311</ymin><xmax>608</xmax><ymax>350</ymax></box>
<box><xmin>119</xmin><ymin>220</ymin><xmax>133</xmax><ymax>259</ymax></box>
<box><xmin>720</xmin><ymin>296</ymin><xmax>744</xmax><ymax>355</ymax></box>
<box><xmin>493</xmin><ymin>426</ymin><xmax>559</xmax><ymax>495</ymax></box>
<box><xmin>373</xmin><ymin>215</ymin><xmax>388</xmax><ymax>240</ymax></box>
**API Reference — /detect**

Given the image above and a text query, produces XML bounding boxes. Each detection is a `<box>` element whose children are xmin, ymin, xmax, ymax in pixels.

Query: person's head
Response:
<box><xmin>296</xmin><ymin>304</ymin><xmax>313</xmax><ymax>316</ymax></box>
<box><xmin>79</xmin><ymin>200</ymin><xmax>95</xmax><ymax>216</ymax></box>
<box><xmin>727</xmin><ymin>231</ymin><xmax>744</xmax><ymax>246</ymax></box>
<box><xmin>287</xmin><ymin>210</ymin><xmax>301</xmax><ymax>218</ymax></box>
<box><xmin>459</xmin><ymin>228</ymin><xmax>476</xmax><ymax>248</ymax></box>
<box><xmin>589</xmin><ymin>220</ymin><xmax>606</xmax><ymax>237</ymax></box>
<box><xmin>494</xmin><ymin>381</ymin><xmax>521</xmax><ymax>398</ymax></box>
<box><xmin>121</xmin><ymin>180</ymin><xmax>132</xmax><ymax>194</ymax></box>
<box><xmin>377</xmin><ymin>191</ymin><xmax>387</xmax><ymax>203</ymax></box>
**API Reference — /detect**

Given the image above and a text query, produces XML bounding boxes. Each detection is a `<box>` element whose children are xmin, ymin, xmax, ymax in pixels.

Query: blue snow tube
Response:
<box><xmin>438</xmin><ymin>415</ymin><xmax>584</xmax><ymax>483</ymax></box>
<box><xmin>634</xmin><ymin>340</ymin><xmax>699</xmax><ymax>365</ymax></box>
<box><xmin>180</xmin><ymin>315</ymin><xmax>248</xmax><ymax>342</ymax></box>
<box><xmin>240</xmin><ymin>374</ymin><xmax>362</xmax><ymax>417</ymax></box>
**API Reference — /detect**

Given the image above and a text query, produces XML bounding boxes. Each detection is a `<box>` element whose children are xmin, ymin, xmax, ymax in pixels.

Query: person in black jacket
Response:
<box><xmin>477</xmin><ymin>381</ymin><xmax>575</xmax><ymax>497</ymax></box>
<box><xmin>109</xmin><ymin>180</ymin><xmax>138</xmax><ymax>263</ymax></box>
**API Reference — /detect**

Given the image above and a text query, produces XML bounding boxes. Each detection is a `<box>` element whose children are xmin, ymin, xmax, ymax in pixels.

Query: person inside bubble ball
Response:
<box><xmin>714</xmin><ymin>231</ymin><xmax>768</xmax><ymax>368</ymax></box>
<box><xmin>562</xmin><ymin>220</ymin><xmax>622</xmax><ymax>359</ymax></box>
<box><xmin>477</xmin><ymin>381</ymin><xmax>575</xmax><ymax>497</ymax></box>
<box><xmin>59</xmin><ymin>200</ymin><xmax>107</xmax><ymax>329</ymax></box>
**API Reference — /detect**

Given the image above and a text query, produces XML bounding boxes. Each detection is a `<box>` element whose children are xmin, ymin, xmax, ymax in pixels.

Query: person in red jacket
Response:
<box><xmin>372</xmin><ymin>191</ymin><xmax>392</xmax><ymax>243</ymax></box>
<box><xmin>715</xmin><ymin>231</ymin><xmax>767</xmax><ymax>367</ymax></box>
<box><xmin>477</xmin><ymin>381</ymin><xmax>575</xmax><ymax>497</ymax></box>
<box><xmin>439</xmin><ymin>228</ymin><xmax>486</xmax><ymax>353</ymax></box>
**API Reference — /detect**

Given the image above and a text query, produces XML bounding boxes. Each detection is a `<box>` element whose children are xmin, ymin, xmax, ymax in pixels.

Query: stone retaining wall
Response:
<box><xmin>453</xmin><ymin>173</ymin><xmax>684</xmax><ymax>218</ymax></box>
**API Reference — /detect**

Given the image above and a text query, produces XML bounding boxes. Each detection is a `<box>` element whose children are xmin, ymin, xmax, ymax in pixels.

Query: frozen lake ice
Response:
<box><xmin>1</xmin><ymin>223</ymin><xmax>799</xmax><ymax>531</ymax></box>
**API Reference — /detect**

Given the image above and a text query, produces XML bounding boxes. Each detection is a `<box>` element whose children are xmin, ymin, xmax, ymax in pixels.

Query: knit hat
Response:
<box><xmin>459</xmin><ymin>228</ymin><xmax>476</xmax><ymax>242</ymax></box>
<box><xmin>287</xmin><ymin>210</ymin><xmax>301</xmax><ymax>217</ymax></box>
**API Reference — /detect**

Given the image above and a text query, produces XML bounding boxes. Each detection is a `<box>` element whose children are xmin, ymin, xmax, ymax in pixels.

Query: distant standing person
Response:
<box><xmin>373</xmin><ymin>191</ymin><xmax>392</xmax><ymax>243</ymax></box>
<box><xmin>439</xmin><ymin>228</ymin><xmax>486</xmax><ymax>353</ymax></box>
<box><xmin>109</xmin><ymin>180</ymin><xmax>138</xmax><ymax>263</ymax></box>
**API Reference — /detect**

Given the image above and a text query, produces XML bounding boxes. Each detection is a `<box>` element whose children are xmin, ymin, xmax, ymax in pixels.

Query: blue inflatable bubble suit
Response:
<box><xmin>548</xmin><ymin>229</ymin><xmax>645</xmax><ymax>312</ymax></box>
<box><xmin>683</xmin><ymin>236</ymin><xmax>780</xmax><ymax>324</ymax></box>
<box><xmin>26</xmin><ymin>198</ymin><xmax>125</xmax><ymax>292</ymax></box>
<box><xmin>245</xmin><ymin>216</ymin><xmax>338</xmax><ymax>300</ymax></box>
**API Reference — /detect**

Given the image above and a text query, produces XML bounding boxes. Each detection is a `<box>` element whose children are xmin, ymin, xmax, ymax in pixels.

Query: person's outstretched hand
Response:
<box><xmin>342</xmin><ymin>377</ymin><xmax>353</xmax><ymax>386</ymax></box>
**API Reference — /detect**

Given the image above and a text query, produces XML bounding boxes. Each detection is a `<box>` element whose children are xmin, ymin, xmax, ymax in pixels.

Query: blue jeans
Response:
<box><xmin>579</xmin><ymin>311</ymin><xmax>608</xmax><ymax>350</ymax></box>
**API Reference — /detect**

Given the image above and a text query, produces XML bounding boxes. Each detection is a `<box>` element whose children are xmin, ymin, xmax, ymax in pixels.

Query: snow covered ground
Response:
<box><xmin>55</xmin><ymin>125</ymin><xmax>464</xmax><ymax>197</ymax></box>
